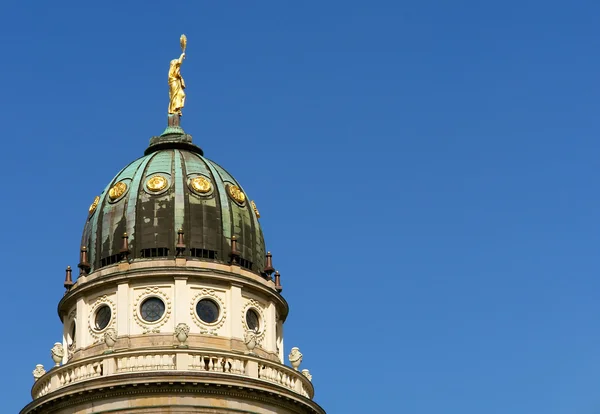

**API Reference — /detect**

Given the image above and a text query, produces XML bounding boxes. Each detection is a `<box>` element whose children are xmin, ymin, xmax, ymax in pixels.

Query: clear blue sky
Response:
<box><xmin>1</xmin><ymin>1</ymin><xmax>599</xmax><ymax>413</ymax></box>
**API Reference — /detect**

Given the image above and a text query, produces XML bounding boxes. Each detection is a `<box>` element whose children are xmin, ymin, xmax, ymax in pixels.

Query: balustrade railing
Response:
<box><xmin>31</xmin><ymin>349</ymin><xmax>312</xmax><ymax>401</ymax></box>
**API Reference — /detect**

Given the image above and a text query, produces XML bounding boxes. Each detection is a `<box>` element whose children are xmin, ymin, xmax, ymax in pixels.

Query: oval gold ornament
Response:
<box><xmin>227</xmin><ymin>184</ymin><xmax>246</xmax><ymax>204</ymax></box>
<box><xmin>146</xmin><ymin>175</ymin><xmax>168</xmax><ymax>192</ymax></box>
<box><xmin>190</xmin><ymin>176</ymin><xmax>212</xmax><ymax>194</ymax></box>
<box><xmin>89</xmin><ymin>196</ymin><xmax>100</xmax><ymax>214</ymax></box>
<box><xmin>109</xmin><ymin>182</ymin><xmax>128</xmax><ymax>200</ymax></box>
<box><xmin>251</xmin><ymin>200</ymin><xmax>260</xmax><ymax>218</ymax></box>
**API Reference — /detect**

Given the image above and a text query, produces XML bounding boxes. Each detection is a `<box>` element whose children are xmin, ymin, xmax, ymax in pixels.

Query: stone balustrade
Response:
<box><xmin>32</xmin><ymin>349</ymin><xmax>313</xmax><ymax>401</ymax></box>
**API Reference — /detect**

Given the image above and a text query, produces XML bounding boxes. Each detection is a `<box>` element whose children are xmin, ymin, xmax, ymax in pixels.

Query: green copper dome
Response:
<box><xmin>81</xmin><ymin>138</ymin><xmax>265</xmax><ymax>275</ymax></box>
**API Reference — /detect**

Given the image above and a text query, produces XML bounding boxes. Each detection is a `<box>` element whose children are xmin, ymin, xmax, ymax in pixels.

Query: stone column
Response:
<box><xmin>116</xmin><ymin>282</ymin><xmax>129</xmax><ymax>337</ymax></box>
<box><xmin>230</xmin><ymin>284</ymin><xmax>243</xmax><ymax>339</ymax></box>
<box><xmin>174</xmin><ymin>276</ymin><xmax>189</xmax><ymax>326</ymax></box>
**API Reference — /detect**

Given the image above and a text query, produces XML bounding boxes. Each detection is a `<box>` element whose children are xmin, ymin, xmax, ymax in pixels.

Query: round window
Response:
<box><xmin>196</xmin><ymin>299</ymin><xmax>219</xmax><ymax>323</ymax></box>
<box><xmin>94</xmin><ymin>305</ymin><xmax>111</xmax><ymax>331</ymax></box>
<box><xmin>140</xmin><ymin>297</ymin><xmax>166</xmax><ymax>322</ymax></box>
<box><xmin>246</xmin><ymin>309</ymin><xmax>260</xmax><ymax>331</ymax></box>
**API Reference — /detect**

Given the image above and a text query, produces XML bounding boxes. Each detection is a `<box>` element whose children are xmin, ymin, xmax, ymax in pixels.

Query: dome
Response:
<box><xmin>80</xmin><ymin>134</ymin><xmax>265</xmax><ymax>275</ymax></box>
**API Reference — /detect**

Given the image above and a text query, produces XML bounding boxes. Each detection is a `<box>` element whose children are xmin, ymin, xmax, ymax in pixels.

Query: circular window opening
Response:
<box><xmin>95</xmin><ymin>305</ymin><xmax>111</xmax><ymax>331</ymax></box>
<box><xmin>140</xmin><ymin>297</ymin><xmax>166</xmax><ymax>322</ymax></box>
<box><xmin>246</xmin><ymin>309</ymin><xmax>260</xmax><ymax>331</ymax></box>
<box><xmin>196</xmin><ymin>299</ymin><xmax>219</xmax><ymax>324</ymax></box>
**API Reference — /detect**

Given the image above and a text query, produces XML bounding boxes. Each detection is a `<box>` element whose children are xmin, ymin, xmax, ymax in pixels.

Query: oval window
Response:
<box><xmin>94</xmin><ymin>305</ymin><xmax>111</xmax><ymax>331</ymax></box>
<box><xmin>196</xmin><ymin>299</ymin><xmax>219</xmax><ymax>324</ymax></box>
<box><xmin>140</xmin><ymin>297</ymin><xmax>166</xmax><ymax>322</ymax></box>
<box><xmin>246</xmin><ymin>309</ymin><xmax>260</xmax><ymax>331</ymax></box>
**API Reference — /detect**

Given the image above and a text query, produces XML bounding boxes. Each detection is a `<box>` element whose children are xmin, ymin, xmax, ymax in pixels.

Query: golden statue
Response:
<box><xmin>168</xmin><ymin>35</ymin><xmax>187</xmax><ymax>116</ymax></box>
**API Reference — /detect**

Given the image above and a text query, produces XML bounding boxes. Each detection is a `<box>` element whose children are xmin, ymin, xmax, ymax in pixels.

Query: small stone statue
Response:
<box><xmin>32</xmin><ymin>364</ymin><xmax>46</xmax><ymax>381</ymax></box>
<box><xmin>288</xmin><ymin>347</ymin><xmax>303</xmax><ymax>371</ymax></box>
<box><xmin>51</xmin><ymin>343</ymin><xmax>64</xmax><ymax>367</ymax></box>
<box><xmin>244</xmin><ymin>328</ymin><xmax>259</xmax><ymax>354</ymax></box>
<box><xmin>174</xmin><ymin>323</ymin><xmax>190</xmax><ymax>348</ymax></box>
<box><xmin>104</xmin><ymin>328</ymin><xmax>117</xmax><ymax>353</ymax></box>
<box><xmin>301</xmin><ymin>369</ymin><xmax>312</xmax><ymax>381</ymax></box>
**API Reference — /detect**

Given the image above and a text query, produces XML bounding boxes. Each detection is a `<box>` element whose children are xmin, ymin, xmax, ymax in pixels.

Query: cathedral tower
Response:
<box><xmin>21</xmin><ymin>36</ymin><xmax>325</xmax><ymax>414</ymax></box>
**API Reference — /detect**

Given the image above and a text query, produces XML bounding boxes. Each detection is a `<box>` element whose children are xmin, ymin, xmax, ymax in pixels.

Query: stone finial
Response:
<box><xmin>288</xmin><ymin>347</ymin><xmax>303</xmax><ymax>371</ymax></box>
<box><xmin>103</xmin><ymin>328</ymin><xmax>117</xmax><ymax>353</ymax></box>
<box><xmin>51</xmin><ymin>343</ymin><xmax>64</xmax><ymax>367</ymax></box>
<box><xmin>264</xmin><ymin>251</ymin><xmax>275</xmax><ymax>280</ymax></box>
<box><xmin>78</xmin><ymin>246</ymin><xmax>90</xmax><ymax>276</ymax></box>
<box><xmin>32</xmin><ymin>364</ymin><xmax>46</xmax><ymax>381</ymax></box>
<box><xmin>174</xmin><ymin>323</ymin><xmax>190</xmax><ymax>348</ymax></box>
<box><xmin>274</xmin><ymin>271</ymin><xmax>282</xmax><ymax>292</ymax></box>
<box><xmin>176</xmin><ymin>228</ymin><xmax>186</xmax><ymax>256</ymax></box>
<box><xmin>63</xmin><ymin>266</ymin><xmax>74</xmax><ymax>291</ymax></box>
<box><xmin>120</xmin><ymin>232</ymin><xmax>130</xmax><ymax>261</ymax></box>
<box><xmin>302</xmin><ymin>369</ymin><xmax>312</xmax><ymax>382</ymax></box>
<box><xmin>244</xmin><ymin>328</ymin><xmax>259</xmax><ymax>354</ymax></box>
<box><xmin>229</xmin><ymin>235</ymin><xmax>240</xmax><ymax>265</ymax></box>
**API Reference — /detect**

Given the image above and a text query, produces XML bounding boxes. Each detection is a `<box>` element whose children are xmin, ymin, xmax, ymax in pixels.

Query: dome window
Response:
<box><xmin>196</xmin><ymin>299</ymin><xmax>219</xmax><ymax>324</ymax></box>
<box><xmin>239</xmin><ymin>257</ymin><xmax>253</xmax><ymax>271</ymax></box>
<box><xmin>140</xmin><ymin>297</ymin><xmax>166</xmax><ymax>323</ymax></box>
<box><xmin>100</xmin><ymin>253</ymin><xmax>121</xmax><ymax>268</ymax></box>
<box><xmin>246</xmin><ymin>309</ymin><xmax>260</xmax><ymax>331</ymax></box>
<box><xmin>94</xmin><ymin>305</ymin><xmax>112</xmax><ymax>331</ymax></box>
<box><xmin>190</xmin><ymin>248</ymin><xmax>217</xmax><ymax>260</ymax></box>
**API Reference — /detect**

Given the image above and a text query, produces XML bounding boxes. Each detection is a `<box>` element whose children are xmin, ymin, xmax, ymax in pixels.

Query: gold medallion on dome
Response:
<box><xmin>251</xmin><ymin>200</ymin><xmax>260</xmax><ymax>218</ymax></box>
<box><xmin>109</xmin><ymin>181</ymin><xmax>128</xmax><ymax>201</ymax></box>
<box><xmin>89</xmin><ymin>196</ymin><xmax>100</xmax><ymax>214</ymax></box>
<box><xmin>189</xmin><ymin>176</ymin><xmax>212</xmax><ymax>194</ymax></box>
<box><xmin>146</xmin><ymin>175</ymin><xmax>168</xmax><ymax>192</ymax></box>
<box><xmin>227</xmin><ymin>184</ymin><xmax>246</xmax><ymax>205</ymax></box>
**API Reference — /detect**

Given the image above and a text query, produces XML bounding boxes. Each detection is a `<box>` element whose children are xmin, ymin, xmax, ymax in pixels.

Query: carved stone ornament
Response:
<box><xmin>146</xmin><ymin>175</ymin><xmax>169</xmax><ymax>193</ymax></box>
<box><xmin>104</xmin><ymin>327</ymin><xmax>117</xmax><ymax>352</ymax></box>
<box><xmin>288</xmin><ymin>347</ymin><xmax>303</xmax><ymax>371</ymax></box>
<box><xmin>241</xmin><ymin>299</ymin><xmax>266</xmax><ymax>342</ymax></box>
<box><xmin>32</xmin><ymin>364</ymin><xmax>46</xmax><ymax>381</ymax></box>
<box><xmin>108</xmin><ymin>181</ymin><xmax>128</xmax><ymax>201</ymax></box>
<box><xmin>67</xmin><ymin>342</ymin><xmax>76</xmax><ymax>360</ymax></box>
<box><xmin>302</xmin><ymin>369</ymin><xmax>312</xmax><ymax>382</ymax></box>
<box><xmin>189</xmin><ymin>176</ymin><xmax>212</xmax><ymax>195</ymax></box>
<box><xmin>190</xmin><ymin>288</ymin><xmax>227</xmax><ymax>334</ymax></box>
<box><xmin>88</xmin><ymin>196</ymin><xmax>100</xmax><ymax>214</ymax></box>
<box><xmin>244</xmin><ymin>328</ymin><xmax>260</xmax><ymax>354</ymax></box>
<box><xmin>133</xmin><ymin>287</ymin><xmax>172</xmax><ymax>334</ymax></box>
<box><xmin>88</xmin><ymin>295</ymin><xmax>116</xmax><ymax>343</ymax></box>
<box><xmin>227</xmin><ymin>184</ymin><xmax>246</xmax><ymax>205</ymax></box>
<box><xmin>51</xmin><ymin>343</ymin><xmax>64</xmax><ymax>367</ymax></box>
<box><xmin>174</xmin><ymin>323</ymin><xmax>190</xmax><ymax>348</ymax></box>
